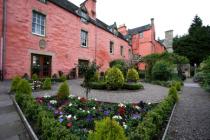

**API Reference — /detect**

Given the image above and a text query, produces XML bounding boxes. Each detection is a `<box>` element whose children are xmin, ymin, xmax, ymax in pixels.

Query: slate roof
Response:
<box><xmin>128</xmin><ymin>24</ymin><xmax>151</xmax><ymax>35</ymax></box>
<box><xmin>48</xmin><ymin>0</ymin><xmax>128</xmax><ymax>42</ymax></box>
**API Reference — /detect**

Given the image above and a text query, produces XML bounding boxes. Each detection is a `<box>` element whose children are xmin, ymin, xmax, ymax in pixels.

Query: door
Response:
<box><xmin>78</xmin><ymin>59</ymin><xmax>89</xmax><ymax>78</ymax></box>
<box><xmin>31</xmin><ymin>54</ymin><xmax>52</xmax><ymax>78</ymax></box>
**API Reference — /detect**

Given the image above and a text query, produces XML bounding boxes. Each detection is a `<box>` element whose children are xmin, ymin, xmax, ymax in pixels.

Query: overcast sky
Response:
<box><xmin>70</xmin><ymin>0</ymin><xmax>210</xmax><ymax>39</ymax></box>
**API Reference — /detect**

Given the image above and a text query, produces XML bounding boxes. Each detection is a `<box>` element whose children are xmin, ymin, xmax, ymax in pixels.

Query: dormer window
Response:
<box><xmin>140</xmin><ymin>32</ymin><xmax>144</xmax><ymax>38</ymax></box>
<box><xmin>81</xmin><ymin>11</ymin><xmax>88</xmax><ymax>23</ymax></box>
<box><xmin>38</xmin><ymin>0</ymin><xmax>47</xmax><ymax>4</ymax></box>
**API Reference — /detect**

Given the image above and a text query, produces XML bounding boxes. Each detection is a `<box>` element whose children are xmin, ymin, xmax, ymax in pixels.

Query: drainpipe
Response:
<box><xmin>1</xmin><ymin>0</ymin><xmax>7</xmax><ymax>80</ymax></box>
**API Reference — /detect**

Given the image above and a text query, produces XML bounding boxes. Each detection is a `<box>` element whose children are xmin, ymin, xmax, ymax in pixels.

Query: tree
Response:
<box><xmin>173</xmin><ymin>15</ymin><xmax>210</xmax><ymax>65</ymax></box>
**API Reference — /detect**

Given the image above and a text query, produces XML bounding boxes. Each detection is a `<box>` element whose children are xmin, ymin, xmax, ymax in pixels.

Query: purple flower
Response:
<box><xmin>54</xmin><ymin>110</ymin><xmax>59</xmax><ymax>115</ymax></box>
<box><xmin>59</xmin><ymin>118</ymin><xmax>64</xmax><ymax>123</ymax></box>
<box><xmin>59</xmin><ymin>111</ymin><xmax>63</xmax><ymax>115</ymax></box>
<box><xmin>103</xmin><ymin>110</ymin><xmax>110</xmax><ymax>116</ymax></box>
<box><xmin>132</xmin><ymin>114</ymin><xmax>140</xmax><ymax>119</ymax></box>
<box><xmin>86</xmin><ymin>114</ymin><xmax>93</xmax><ymax>122</ymax></box>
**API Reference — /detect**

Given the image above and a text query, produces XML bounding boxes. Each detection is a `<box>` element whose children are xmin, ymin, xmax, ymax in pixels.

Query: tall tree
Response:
<box><xmin>173</xmin><ymin>15</ymin><xmax>210</xmax><ymax>65</ymax></box>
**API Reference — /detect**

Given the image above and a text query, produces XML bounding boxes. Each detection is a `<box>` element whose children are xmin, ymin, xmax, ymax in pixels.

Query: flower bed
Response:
<box><xmin>36</xmin><ymin>95</ymin><xmax>154</xmax><ymax>139</ymax></box>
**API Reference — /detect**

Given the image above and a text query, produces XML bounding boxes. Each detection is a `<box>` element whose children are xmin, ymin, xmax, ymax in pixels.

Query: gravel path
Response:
<box><xmin>33</xmin><ymin>79</ymin><xmax>169</xmax><ymax>104</ymax></box>
<box><xmin>0</xmin><ymin>81</ymin><xmax>30</xmax><ymax>140</ymax></box>
<box><xmin>166</xmin><ymin>79</ymin><xmax>210</xmax><ymax>140</ymax></box>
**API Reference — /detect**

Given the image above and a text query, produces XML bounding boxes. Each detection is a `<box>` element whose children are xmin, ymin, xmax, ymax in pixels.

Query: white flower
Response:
<box><xmin>69</xmin><ymin>95</ymin><xmax>75</xmax><ymax>98</ymax></box>
<box><xmin>78</xmin><ymin>97</ymin><xmax>81</xmax><ymax>100</ymax></box>
<box><xmin>112</xmin><ymin>115</ymin><xmax>122</xmax><ymax>120</ymax></box>
<box><xmin>66</xmin><ymin>115</ymin><xmax>72</xmax><ymax>119</ymax></box>
<box><xmin>68</xmin><ymin>103</ymin><xmax>73</xmax><ymax>107</ymax></box>
<box><xmin>74</xmin><ymin>116</ymin><xmax>77</xmax><ymax>120</ymax></box>
<box><xmin>82</xmin><ymin>110</ymin><xmax>85</xmax><ymax>112</ymax></box>
<box><xmin>135</xmin><ymin>105</ymin><xmax>140</xmax><ymax>110</ymax></box>
<box><xmin>92</xmin><ymin>107</ymin><xmax>96</xmax><ymax>110</ymax></box>
<box><xmin>123</xmin><ymin>124</ymin><xmax>128</xmax><ymax>129</ymax></box>
<box><xmin>118</xmin><ymin>103</ymin><xmax>126</xmax><ymax>107</ymax></box>
<box><xmin>44</xmin><ymin>95</ymin><xmax>50</xmax><ymax>98</ymax></box>
<box><xmin>94</xmin><ymin>98</ymin><xmax>97</xmax><ymax>101</ymax></box>
<box><xmin>79</xmin><ymin>108</ymin><xmax>82</xmax><ymax>110</ymax></box>
<box><xmin>50</xmin><ymin>100</ymin><xmax>57</xmax><ymax>104</ymax></box>
<box><xmin>59</xmin><ymin>115</ymin><xmax>63</xmax><ymax>118</ymax></box>
<box><xmin>87</xmin><ymin>111</ymin><xmax>90</xmax><ymax>114</ymax></box>
<box><xmin>148</xmin><ymin>102</ymin><xmax>151</xmax><ymax>105</ymax></box>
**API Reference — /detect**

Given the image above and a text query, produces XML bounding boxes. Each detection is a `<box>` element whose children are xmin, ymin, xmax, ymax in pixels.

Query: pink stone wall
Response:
<box><xmin>4</xmin><ymin>0</ymin><xmax>130</xmax><ymax>79</ymax></box>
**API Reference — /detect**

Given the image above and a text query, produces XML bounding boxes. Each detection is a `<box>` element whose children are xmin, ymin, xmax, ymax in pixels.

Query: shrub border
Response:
<box><xmin>11</xmin><ymin>95</ymin><xmax>39</xmax><ymax>140</ymax></box>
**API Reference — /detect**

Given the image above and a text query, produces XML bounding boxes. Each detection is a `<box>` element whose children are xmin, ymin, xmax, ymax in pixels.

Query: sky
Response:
<box><xmin>70</xmin><ymin>0</ymin><xmax>210</xmax><ymax>39</ymax></box>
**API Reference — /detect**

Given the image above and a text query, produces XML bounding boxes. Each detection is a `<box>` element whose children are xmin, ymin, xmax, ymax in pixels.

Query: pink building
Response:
<box><xmin>118</xmin><ymin>19</ymin><xmax>166</xmax><ymax>69</ymax></box>
<box><xmin>0</xmin><ymin>0</ymin><xmax>132</xmax><ymax>79</ymax></box>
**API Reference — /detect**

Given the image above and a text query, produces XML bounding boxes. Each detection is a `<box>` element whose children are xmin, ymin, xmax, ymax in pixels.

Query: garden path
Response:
<box><xmin>166</xmin><ymin>79</ymin><xmax>210</xmax><ymax>140</ymax></box>
<box><xmin>33</xmin><ymin>79</ymin><xmax>169</xmax><ymax>104</ymax></box>
<box><xmin>0</xmin><ymin>81</ymin><xmax>30</xmax><ymax>140</ymax></box>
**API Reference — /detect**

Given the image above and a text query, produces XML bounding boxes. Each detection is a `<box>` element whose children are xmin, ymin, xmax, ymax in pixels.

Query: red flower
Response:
<box><xmin>67</xmin><ymin>122</ymin><xmax>72</xmax><ymax>128</ymax></box>
<box><xmin>80</xmin><ymin>97</ymin><xmax>87</xmax><ymax>103</ymax></box>
<box><xmin>118</xmin><ymin>106</ymin><xmax>126</xmax><ymax>116</ymax></box>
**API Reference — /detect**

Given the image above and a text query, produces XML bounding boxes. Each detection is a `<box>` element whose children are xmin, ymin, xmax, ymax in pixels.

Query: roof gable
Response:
<box><xmin>128</xmin><ymin>24</ymin><xmax>151</xmax><ymax>35</ymax></box>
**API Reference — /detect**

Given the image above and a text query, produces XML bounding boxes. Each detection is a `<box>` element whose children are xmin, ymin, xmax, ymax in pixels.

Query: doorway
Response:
<box><xmin>31</xmin><ymin>54</ymin><xmax>52</xmax><ymax>78</ymax></box>
<box><xmin>78</xmin><ymin>59</ymin><xmax>89</xmax><ymax>78</ymax></box>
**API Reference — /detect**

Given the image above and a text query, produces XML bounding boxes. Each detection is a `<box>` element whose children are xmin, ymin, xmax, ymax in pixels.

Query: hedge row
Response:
<box><xmin>129</xmin><ymin>86</ymin><xmax>178</xmax><ymax>140</ymax></box>
<box><xmin>89</xmin><ymin>82</ymin><xmax>144</xmax><ymax>90</ymax></box>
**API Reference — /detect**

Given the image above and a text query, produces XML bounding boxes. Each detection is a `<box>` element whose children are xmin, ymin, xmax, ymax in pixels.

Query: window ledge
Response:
<box><xmin>32</xmin><ymin>32</ymin><xmax>45</xmax><ymax>37</ymax></box>
<box><xmin>81</xmin><ymin>45</ymin><xmax>88</xmax><ymax>48</ymax></box>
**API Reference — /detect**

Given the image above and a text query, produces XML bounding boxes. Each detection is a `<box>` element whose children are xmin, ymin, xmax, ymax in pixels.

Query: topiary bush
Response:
<box><xmin>175</xmin><ymin>81</ymin><xmax>181</xmax><ymax>91</ymax></box>
<box><xmin>42</xmin><ymin>78</ymin><xmax>52</xmax><ymax>90</ymax></box>
<box><xmin>57</xmin><ymin>81</ymin><xmax>70</xmax><ymax>100</ymax></box>
<box><xmin>90</xmin><ymin>71</ymin><xmax>100</xmax><ymax>82</ymax></box>
<box><xmin>88</xmin><ymin>117</ymin><xmax>127</xmax><ymax>140</ymax></box>
<box><xmin>10</xmin><ymin>76</ymin><xmax>21</xmax><ymax>92</ymax></box>
<box><xmin>127</xmin><ymin>68</ymin><xmax>139</xmax><ymax>82</ymax></box>
<box><xmin>168</xmin><ymin>86</ymin><xmax>178</xmax><ymax>102</ymax></box>
<box><xmin>15</xmin><ymin>79</ymin><xmax>32</xmax><ymax>102</ymax></box>
<box><xmin>109</xmin><ymin>59</ymin><xmax>128</xmax><ymax>77</ymax></box>
<box><xmin>152</xmin><ymin>60</ymin><xmax>172</xmax><ymax>81</ymax></box>
<box><xmin>105</xmin><ymin>67</ymin><xmax>125</xmax><ymax>90</ymax></box>
<box><xmin>60</xmin><ymin>75</ymin><xmax>67</xmax><ymax>82</ymax></box>
<box><xmin>32</xmin><ymin>73</ymin><xmax>39</xmax><ymax>81</ymax></box>
<box><xmin>123</xmin><ymin>82</ymin><xmax>144</xmax><ymax>90</ymax></box>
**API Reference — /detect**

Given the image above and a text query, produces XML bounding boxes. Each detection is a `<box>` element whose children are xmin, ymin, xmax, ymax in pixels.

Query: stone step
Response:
<box><xmin>0</xmin><ymin>120</ymin><xmax>28</xmax><ymax>140</ymax></box>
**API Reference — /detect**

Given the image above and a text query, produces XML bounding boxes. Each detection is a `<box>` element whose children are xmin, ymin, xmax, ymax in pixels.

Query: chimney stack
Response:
<box><xmin>151</xmin><ymin>18</ymin><xmax>154</xmax><ymax>27</ymax></box>
<box><xmin>118</xmin><ymin>24</ymin><xmax>128</xmax><ymax>36</ymax></box>
<box><xmin>84</xmin><ymin>0</ymin><xmax>96</xmax><ymax>19</ymax></box>
<box><xmin>164</xmin><ymin>30</ymin><xmax>174</xmax><ymax>52</ymax></box>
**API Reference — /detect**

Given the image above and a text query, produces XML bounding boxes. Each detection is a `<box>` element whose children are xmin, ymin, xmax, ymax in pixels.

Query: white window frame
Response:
<box><xmin>110</xmin><ymin>41</ymin><xmax>114</xmax><ymax>54</ymax></box>
<box><xmin>140</xmin><ymin>32</ymin><xmax>144</xmax><ymax>38</ymax></box>
<box><xmin>32</xmin><ymin>11</ymin><xmax>46</xmax><ymax>36</ymax></box>
<box><xmin>120</xmin><ymin>46</ymin><xmax>124</xmax><ymax>56</ymax></box>
<box><xmin>81</xmin><ymin>30</ymin><xmax>88</xmax><ymax>48</ymax></box>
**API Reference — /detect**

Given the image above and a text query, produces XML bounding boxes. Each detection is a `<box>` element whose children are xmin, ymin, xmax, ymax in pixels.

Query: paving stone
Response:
<box><xmin>0</xmin><ymin>105</ymin><xmax>16</xmax><ymax>115</ymax></box>
<box><xmin>0</xmin><ymin>111</ymin><xmax>20</xmax><ymax>125</ymax></box>
<box><xmin>0</xmin><ymin>120</ymin><xmax>26</xmax><ymax>139</ymax></box>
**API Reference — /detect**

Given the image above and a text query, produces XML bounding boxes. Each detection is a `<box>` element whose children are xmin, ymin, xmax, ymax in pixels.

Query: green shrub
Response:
<box><xmin>57</xmin><ymin>81</ymin><xmax>70</xmax><ymax>100</ymax></box>
<box><xmin>152</xmin><ymin>60</ymin><xmax>172</xmax><ymax>81</ymax></box>
<box><xmin>32</xmin><ymin>73</ymin><xmax>38</xmax><ymax>81</ymax></box>
<box><xmin>105</xmin><ymin>67</ymin><xmax>124</xmax><ymax>90</ymax></box>
<box><xmin>138</xmin><ymin>70</ymin><xmax>145</xmax><ymax>79</ymax></box>
<box><xmin>123</xmin><ymin>82</ymin><xmax>144</xmax><ymax>90</ymax></box>
<box><xmin>175</xmin><ymin>82</ymin><xmax>181</xmax><ymax>91</ymax></box>
<box><xmin>169</xmin><ymin>86</ymin><xmax>178</xmax><ymax>102</ymax></box>
<box><xmin>88</xmin><ymin>117</ymin><xmax>127</xmax><ymax>140</ymax></box>
<box><xmin>91</xmin><ymin>71</ymin><xmax>100</xmax><ymax>82</ymax></box>
<box><xmin>16</xmin><ymin>79</ymin><xmax>32</xmax><ymax>97</ymax></box>
<box><xmin>109</xmin><ymin>59</ymin><xmax>128</xmax><ymax>77</ymax></box>
<box><xmin>193</xmin><ymin>72</ymin><xmax>206</xmax><ymax>83</ymax></box>
<box><xmin>10</xmin><ymin>76</ymin><xmax>21</xmax><ymax>92</ymax></box>
<box><xmin>43</xmin><ymin>78</ymin><xmax>52</xmax><ymax>90</ymax></box>
<box><xmin>89</xmin><ymin>81</ymin><xmax>106</xmax><ymax>90</ymax></box>
<box><xmin>60</xmin><ymin>75</ymin><xmax>67</xmax><ymax>82</ymax></box>
<box><xmin>127</xmin><ymin>68</ymin><xmax>139</xmax><ymax>82</ymax></box>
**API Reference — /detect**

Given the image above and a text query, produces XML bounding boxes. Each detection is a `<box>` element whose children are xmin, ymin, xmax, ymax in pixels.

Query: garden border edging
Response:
<box><xmin>11</xmin><ymin>95</ymin><xmax>39</xmax><ymax>140</ymax></box>
<box><xmin>161</xmin><ymin>103</ymin><xmax>177</xmax><ymax>140</ymax></box>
